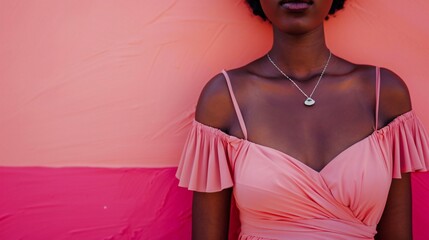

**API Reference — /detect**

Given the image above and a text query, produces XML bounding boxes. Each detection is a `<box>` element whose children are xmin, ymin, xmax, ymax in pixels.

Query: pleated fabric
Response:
<box><xmin>176</xmin><ymin>110</ymin><xmax>429</xmax><ymax>239</ymax></box>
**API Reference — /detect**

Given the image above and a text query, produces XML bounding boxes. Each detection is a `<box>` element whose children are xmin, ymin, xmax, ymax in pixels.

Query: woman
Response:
<box><xmin>176</xmin><ymin>0</ymin><xmax>429</xmax><ymax>239</ymax></box>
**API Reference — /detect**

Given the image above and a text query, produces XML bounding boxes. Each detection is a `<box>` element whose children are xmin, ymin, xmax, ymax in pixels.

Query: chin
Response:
<box><xmin>276</xmin><ymin>20</ymin><xmax>323</xmax><ymax>36</ymax></box>
<box><xmin>262</xmin><ymin>0</ymin><xmax>331</xmax><ymax>35</ymax></box>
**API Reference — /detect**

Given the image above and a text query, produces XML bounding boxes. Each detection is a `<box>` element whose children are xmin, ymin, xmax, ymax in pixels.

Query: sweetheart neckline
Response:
<box><xmin>246</xmin><ymin>135</ymin><xmax>373</xmax><ymax>175</ymax></box>
<box><xmin>193</xmin><ymin>110</ymin><xmax>414</xmax><ymax>175</ymax></box>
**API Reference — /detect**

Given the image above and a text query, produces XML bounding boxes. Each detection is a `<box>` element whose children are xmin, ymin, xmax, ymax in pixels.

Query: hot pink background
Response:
<box><xmin>0</xmin><ymin>0</ymin><xmax>428</xmax><ymax>239</ymax></box>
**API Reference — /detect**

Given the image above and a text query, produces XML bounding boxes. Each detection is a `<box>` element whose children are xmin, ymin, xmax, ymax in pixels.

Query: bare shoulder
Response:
<box><xmin>378</xmin><ymin>67</ymin><xmax>412</xmax><ymax>124</ymax></box>
<box><xmin>331</xmin><ymin>57</ymin><xmax>411</xmax><ymax>125</ymax></box>
<box><xmin>195</xmin><ymin>72</ymin><xmax>235</xmax><ymax>131</ymax></box>
<box><xmin>339</xmin><ymin>60</ymin><xmax>412</xmax><ymax>122</ymax></box>
<box><xmin>195</xmin><ymin>58</ymin><xmax>261</xmax><ymax>131</ymax></box>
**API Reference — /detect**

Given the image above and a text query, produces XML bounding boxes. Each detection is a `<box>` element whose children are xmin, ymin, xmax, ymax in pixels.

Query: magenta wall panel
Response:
<box><xmin>0</xmin><ymin>167</ymin><xmax>191</xmax><ymax>239</ymax></box>
<box><xmin>413</xmin><ymin>173</ymin><xmax>429</xmax><ymax>240</ymax></box>
<box><xmin>0</xmin><ymin>167</ymin><xmax>428</xmax><ymax>239</ymax></box>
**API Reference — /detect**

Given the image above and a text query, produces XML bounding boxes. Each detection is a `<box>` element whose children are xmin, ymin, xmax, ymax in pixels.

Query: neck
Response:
<box><xmin>268</xmin><ymin>25</ymin><xmax>331</xmax><ymax>80</ymax></box>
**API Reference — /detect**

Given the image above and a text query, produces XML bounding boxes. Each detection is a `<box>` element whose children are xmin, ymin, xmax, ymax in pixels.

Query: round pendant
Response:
<box><xmin>304</xmin><ymin>98</ymin><xmax>315</xmax><ymax>106</ymax></box>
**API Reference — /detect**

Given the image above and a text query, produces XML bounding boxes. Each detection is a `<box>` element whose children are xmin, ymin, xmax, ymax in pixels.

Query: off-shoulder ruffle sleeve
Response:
<box><xmin>379</xmin><ymin>111</ymin><xmax>429</xmax><ymax>179</ymax></box>
<box><xmin>176</xmin><ymin>120</ymin><xmax>234</xmax><ymax>192</ymax></box>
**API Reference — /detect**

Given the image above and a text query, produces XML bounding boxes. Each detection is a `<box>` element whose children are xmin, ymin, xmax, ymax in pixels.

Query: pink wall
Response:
<box><xmin>1</xmin><ymin>0</ymin><xmax>428</xmax><ymax>167</ymax></box>
<box><xmin>0</xmin><ymin>167</ymin><xmax>192</xmax><ymax>239</ymax></box>
<box><xmin>0</xmin><ymin>0</ymin><xmax>428</xmax><ymax>239</ymax></box>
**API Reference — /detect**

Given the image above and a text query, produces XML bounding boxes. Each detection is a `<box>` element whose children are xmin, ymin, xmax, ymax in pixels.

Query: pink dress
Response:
<box><xmin>176</xmin><ymin>68</ymin><xmax>429</xmax><ymax>239</ymax></box>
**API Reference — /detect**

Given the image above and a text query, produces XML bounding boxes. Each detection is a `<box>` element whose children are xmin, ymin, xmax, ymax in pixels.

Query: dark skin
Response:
<box><xmin>193</xmin><ymin>0</ymin><xmax>412</xmax><ymax>239</ymax></box>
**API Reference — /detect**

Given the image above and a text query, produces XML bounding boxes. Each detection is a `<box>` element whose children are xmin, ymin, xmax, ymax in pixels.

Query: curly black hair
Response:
<box><xmin>245</xmin><ymin>0</ymin><xmax>347</xmax><ymax>21</ymax></box>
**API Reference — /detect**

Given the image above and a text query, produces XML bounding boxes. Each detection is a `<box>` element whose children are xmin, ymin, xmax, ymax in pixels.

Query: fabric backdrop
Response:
<box><xmin>0</xmin><ymin>0</ymin><xmax>428</xmax><ymax>239</ymax></box>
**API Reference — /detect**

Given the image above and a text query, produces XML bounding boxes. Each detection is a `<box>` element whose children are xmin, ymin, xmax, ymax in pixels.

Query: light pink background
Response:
<box><xmin>0</xmin><ymin>0</ymin><xmax>428</xmax><ymax>239</ymax></box>
<box><xmin>2</xmin><ymin>0</ymin><xmax>427</xmax><ymax>167</ymax></box>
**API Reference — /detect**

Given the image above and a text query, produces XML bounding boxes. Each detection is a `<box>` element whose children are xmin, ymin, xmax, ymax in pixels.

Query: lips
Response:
<box><xmin>279</xmin><ymin>0</ymin><xmax>313</xmax><ymax>4</ymax></box>
<box><xmin>279</xmin><ymin>0</ymin><xmax>313</xmax><ymax>11</ymax></box>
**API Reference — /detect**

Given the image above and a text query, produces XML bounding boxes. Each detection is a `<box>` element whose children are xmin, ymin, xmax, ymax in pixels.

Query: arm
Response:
<box><xmin>375</xmin><ymin>68</ymin><xmax>413</xmax><ymax>239</ymax></box>
<box><xmin>192</xmin><ymin>189</ymin><xmax>233</xmax><ymax>240</ymax></box>
<box><xmin>375</xmin><ymin>173</ymin><xmax>412</xmax><ymax>240</ymax></box>
<box><xmin>192</xmin><ymin>73</ymin><xmax>237</xmax><ymax>239</ymax></box>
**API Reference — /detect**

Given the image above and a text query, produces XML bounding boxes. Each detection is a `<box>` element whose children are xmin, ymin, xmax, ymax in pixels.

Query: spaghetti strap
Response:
<box><xmin>221</xmin><ymin>70</ymin><xmax>248</xmax><ymax>140</ymax></box>
<box><xmin>375</xmin><ymin>67</ymin><xmax>381</xmax><ymax>130</ymax></box>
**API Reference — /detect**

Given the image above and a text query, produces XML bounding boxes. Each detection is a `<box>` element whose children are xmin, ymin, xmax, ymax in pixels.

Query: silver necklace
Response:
<box><xmin>266</xmin><ymin>51</ymin><xmax>332</xmax><ymax>106</ymax></box>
